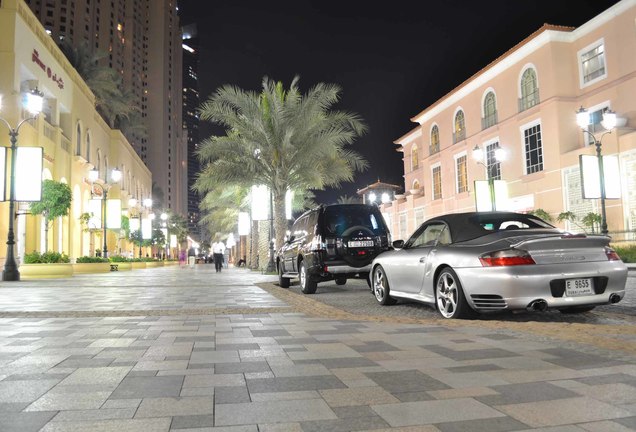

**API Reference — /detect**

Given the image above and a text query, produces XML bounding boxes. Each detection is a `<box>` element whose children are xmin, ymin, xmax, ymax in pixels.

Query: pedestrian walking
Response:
<box><xmin>212</xmin><ymin>239</ymin><xmax>225</xmax><ymax>273</ymax></box>
<box><xmin>179</xmin><ymin>249</ymin><xmax>187</xmax><ymax>268</ymax></box>
<box><xmin>187</xmin><ymin>246</ymin><xmax>196</xmax><ymax>269</ymax></box>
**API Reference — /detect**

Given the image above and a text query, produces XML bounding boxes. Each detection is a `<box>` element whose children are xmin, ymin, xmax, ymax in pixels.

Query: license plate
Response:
<box><xmin>349</xmin><ymin>240</ymin><xmax>374</xmax><ymax>248</ymax></box>
<box><xmin>565</xmin><ymin>278</ymin><xmax>594</xmax><ymax>297</ymax></box>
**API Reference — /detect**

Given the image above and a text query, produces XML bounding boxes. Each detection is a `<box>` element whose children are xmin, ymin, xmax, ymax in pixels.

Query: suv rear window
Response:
<box><xmin>324</xmin><ymin>206</ymin><xmax>387</xmax><ymax>237</ymax></box>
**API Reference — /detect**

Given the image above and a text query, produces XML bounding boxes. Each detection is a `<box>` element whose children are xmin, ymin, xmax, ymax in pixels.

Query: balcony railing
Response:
<box><xmin>43</xmin><ymin>120</ymin><xmax>57</xmax><ymax>141</ymax></box>
<box><xmin>429</xmin><ymin>143</ymin><xmax>440</xmax><ymax>155</ymax></box>
<box><xmin>518</xmin><ymin>90</ymin><xmax>540</xmax><ymax>112</ymax></box>
<box><xmin>481</xmin><ymin>111</ymin><xmax>498</xmax><ymax>130</ymax></box>
<box><xmin>60</xmin><ymin>134</ymin><xmax>71</xmax><ymax>153</ymax></box>
<box><xmin>452</xmin><ymin>130</ymin><xmax>466</xmax><ymax>144</ymax></box>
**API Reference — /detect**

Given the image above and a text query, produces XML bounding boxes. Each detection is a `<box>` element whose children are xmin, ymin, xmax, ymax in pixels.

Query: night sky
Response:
<box><xmin>178</xmin><ymin>0</ymin><xmax>621</xmax><ymax>204</ymax></box>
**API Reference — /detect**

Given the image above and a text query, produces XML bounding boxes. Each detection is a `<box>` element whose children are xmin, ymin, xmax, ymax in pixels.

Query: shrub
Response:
<box><xmin>75</xmin><ymin>256</ymin><xmax>109</xmax><ymax>263</ymax></box>
<box><xmin>109</xmin><ymin>255</ymin><xmax>132</xmax><ymax>262</ymax></box>
<box><xmin>23</xmin><ymin>251</ymin><xmax>70</xmax><ymax>264</ymax></box>
<box><xmin>613</xmin><ymin>245</ymin><xmax>636</xmax><ymax>263</ymax></box>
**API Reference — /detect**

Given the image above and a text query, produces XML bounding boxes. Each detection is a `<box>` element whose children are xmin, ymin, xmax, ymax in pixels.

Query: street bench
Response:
<box><xmin>110</xmin><ymin>264</ymin><xmax>118</xmax><ymax>272</ymax></box>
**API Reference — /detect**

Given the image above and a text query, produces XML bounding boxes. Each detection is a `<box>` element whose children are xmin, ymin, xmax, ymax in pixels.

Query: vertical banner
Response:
<box><xmin>251</xmin><ymin>185</ymin><xmax>269</xmax><ymax>220</ymax></box>
<box><xmin>15</xmin><ymin>147</ymin><xmax>43</xmax><ymax>201</ymax></box>
<box><xmin>603</xmin><ymin>155</ymin><xmax>621</xmax><ymax>199</ymax></box>
<box><xmin>141</xmin><ymin>217</ymin><xmax>152</xmax><ymax>239</ymax></box>
<box><xmin>285</xmin><ymin>190</ymin><xmax>294</xmax><ymax>220</ymax></box>
<box><xmin>580</xmin><ymin>154</ymin><xmax>621</xmax><ymax>199</ymax></box>
<box><xmin>106</xmin><ymin>199</ymin><xmax>121</xmax><ymax>229</ymax></box>
<box><xmin>238</xmin><ymin>212</ymin><xmax>250</xmax><ymax>235</ymax></box>
<box><xmin>170</xmin><ymin>234</ymin><xmax>177</xmax><ymax>248</ymax></box>
<box><xmin>0</xmin><ymin>147</ymin><xmax>5</xmax><ymax>201</ymax></box>
<box><xmin>88</xmin><ymin>199</ymin><xmax>102</xmax><ymax>229</ymax></box>
<box><xmin>493</xmin><ymin>180</ymin><xmax>508</xmax><ymax>211</ymax></box>
<box><xmin>474</xmin><ymin>180</ymin><xmax>492</xmax><ymax>212</ymax></box>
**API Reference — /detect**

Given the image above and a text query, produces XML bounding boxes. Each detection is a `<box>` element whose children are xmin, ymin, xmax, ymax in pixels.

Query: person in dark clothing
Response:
<box><xmin>187</xmin><ymin>246</ymin><xmax>196</xmax><ymax>269</ymax></box>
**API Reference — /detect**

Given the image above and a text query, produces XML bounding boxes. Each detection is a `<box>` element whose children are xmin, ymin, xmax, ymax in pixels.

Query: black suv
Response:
<box><xmin>276</xmin><ymin>204</ymin><xmax>391</xmax><ymax>294</ymax></box>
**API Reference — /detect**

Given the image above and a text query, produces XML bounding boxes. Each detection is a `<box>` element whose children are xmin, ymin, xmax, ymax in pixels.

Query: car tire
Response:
<box><xmin>558</xmin><ymin>306</ymin><xmax>595</xmax><ymax>314</ymax></box>
<box><xmin>335</xmin><ymin>277</ymin><xmax>347</xmax><ymax>286</ymax></box>
<box><xmin>372</xmin><ymin>265</ymin><xmax>397</xmax><ymax>306</ymax></box>
<box><xmin>435</xmin><ymin>267</ymin><xmax>474</xmax><ymax>319</ymax></box>
<box><xmin>278</xmin><ymin>263</ymin><xmax>290</xmax><ymax>288</ymax></box>
<box><xmin>299</xmin><ymin>261</ymin><xmax>317</xmax><ymax>294</ymax></box>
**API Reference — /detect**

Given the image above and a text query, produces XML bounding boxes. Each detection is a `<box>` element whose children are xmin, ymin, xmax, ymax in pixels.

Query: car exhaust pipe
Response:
<box><xmin>609</xmin><ymin>293</ymin><xmax>621</xmax><ymax>304</ymax></box>
<box><xmin>527</xmin><ymin>299</ymin><xmax>548</xmax><ymax>312</ymax></box>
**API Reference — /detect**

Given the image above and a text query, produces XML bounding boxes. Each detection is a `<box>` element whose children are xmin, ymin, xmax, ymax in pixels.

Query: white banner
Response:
<box><xmin>88</xmin><ymin>199</ymin><xmax>102</xmax><ymax>229</ymax></box>
<box><xmin>580</xmin><ymin>154</ymin><xmax>621</xmax><ymax>199</ymax></box>
<box><xmin>15</xmin><ymin>147</ymin><xmax>43</xmax><ymax>201</ymax></box>
<box><xmin>0</xmin><ymin>147</ymin><xmax>5</xmax><ymax>201</ymax></box>
<box><xmin>129</xmin><ymin>217</ymin><xmax>140</xmax><ymax>231</ymax></box>
<box><xmin>238</xmin><ymin>212</ymin><xmax>250</xmax><ymax>235</ymax></box>
<box><xmin>141</xmin><ymin>217</ymin><xmax>152</xmax><ymax>240</ymax></box>
<box><xmin>106</xmin><ymin>199</ymin><xmax>121</xmax><ymax>229</ymax></box>
<box><xmin>251</xmin><ymin>185</ymin><xmax>269</xmax><ymax>221</ymax></box>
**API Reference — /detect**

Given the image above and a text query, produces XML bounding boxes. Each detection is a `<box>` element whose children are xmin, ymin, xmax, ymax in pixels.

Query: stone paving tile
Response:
<box><xmin>249</xmin><ymin>390</ymin><xmax>321</xmax><ymax>402</ymax></box>
<box><xmin>0</xmin><ymin>378</ymin><xmax>59</xmax><ymax>403</ymax></box>
<box><xmin>39</xmin><ymin>417</ymin><xmax>172</xmax><ymax>432</ymax></box>
<box><xmin>134</xmin><ymin>396</ymin><xmax>215</xmax><ymax>417</ymax></box>
<box><xmin>475</xmin><ymin>382</ymin><xmax>579</xmax><ymax>405</ymax></box>
<box><xmin>59</xmin><ymin>366</ymin><xmax>131</xmax><ymax>386</ymax></box>
<box><xmin>51</xmin><ymin>408</ymin><xmax>137</xmax><ymax>422</ymax></box>
<box><xmin>319</xmin><ymin>387</ymin><xmax>400</xmax><ymax>407</ymax></box>
<box><xmin>25</xmin><ymin>391</ymin><xmax>112</xmax><ymax>411</ymax></box>
<box><xmin>495</xmin><ymin>396</ymin><xmax>634</xmax><ymax>427</ymax></box>
<box><xmin>364</xmin><ymin>370</ymin><xmax>450</xmax><ymax>394</ymax></box>
<box><xmin>300</xmin><ymin>415</ymin><xmax>391</xmax><ymax>432</ymax></box>
<box><xmin>540</xmin><ymin>348</ymin><xmax>628</xmax><ymax>370</ymax></box>
<box><xmin>435</xmin><ymin>416</ymin><xmax>530</xmax><ymax>432</ymax></box>
<box><xmin>215</xmin><ymin>386</ymin><xmax>251</xmax><ymax>403</ymax></box>
<box><xmin>0</xmin><ymin>411</ymin><xmax>57</xmax><ymax>432</ymax></box>
<box><xmin>111</xmin><ymin>375</ymin><xmax>184</xmax><ymax>398</ymax></box>
<box><xmin>247</xmin><ymin>375</ymin><xmax>347</xmax><ymax>393</ymax></box>
<box><xmin>183</xmin><ymin>373</ymin><xmax>245</xmax><ymax>388</ymax></box>
<box><xmin>171</xmin><ymin>414</ymin><xmax>216</xmax><ymax>429</ymax></box>
<box><xmin>215</xmin><ymin>399</ymin><xmax>337</xmax><ymax>426</ymax></box>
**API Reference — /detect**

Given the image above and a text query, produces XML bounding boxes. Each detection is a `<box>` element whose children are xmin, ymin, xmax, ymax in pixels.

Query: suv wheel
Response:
<box><xmin>278</xmin><ymin>263</ymin><xmax>290</xmax><ymax>288</ymax></box>
<box><xmin>299</xmin><ymin>261</ymin><xmax>317</xmax><ymax>294</ymax></box>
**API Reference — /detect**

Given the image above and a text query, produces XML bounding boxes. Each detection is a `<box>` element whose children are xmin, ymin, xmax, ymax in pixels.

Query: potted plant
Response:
<box><xmin>72</xmin><ymin>256</ymin><xmax>110</xmax><ymax>273</ymax></box>
<box><xmin>19</xmin><ymin>251</ymin><xmax>73</xmax><ymax>279</ymax></box>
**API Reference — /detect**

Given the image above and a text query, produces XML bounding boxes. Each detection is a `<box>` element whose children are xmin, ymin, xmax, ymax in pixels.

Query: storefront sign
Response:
<box><xmin>32</xmin><ymin>49</ymin><xmax>64</xmax><ymax>89</ymax></box>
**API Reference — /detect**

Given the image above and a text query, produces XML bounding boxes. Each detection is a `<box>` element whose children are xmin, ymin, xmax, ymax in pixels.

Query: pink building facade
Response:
<box><xmin>382</xmin><ymin>0</ymin><xmax>636</xmax><ymax>241</ymax></box>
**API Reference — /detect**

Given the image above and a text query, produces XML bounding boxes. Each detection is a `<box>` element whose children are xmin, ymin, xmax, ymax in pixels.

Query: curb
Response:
<box><xmin>628</xmin><ymin>264</ymin><xmax>636</xmax><ymax>272</ymax></box>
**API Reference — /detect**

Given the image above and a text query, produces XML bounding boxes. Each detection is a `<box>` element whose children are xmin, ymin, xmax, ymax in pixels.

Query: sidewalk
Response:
<box><xmin>0</xmin><ymin>265</ymin><xmax>634</xmax><ymax>431</ymax></box>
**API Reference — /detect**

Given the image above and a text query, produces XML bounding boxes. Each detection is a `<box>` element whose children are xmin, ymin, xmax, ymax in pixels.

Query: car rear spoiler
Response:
<box><xmin>511</xmin><ymin>234</ymin><xmax>610</xmax><ymax>251</ymax></box>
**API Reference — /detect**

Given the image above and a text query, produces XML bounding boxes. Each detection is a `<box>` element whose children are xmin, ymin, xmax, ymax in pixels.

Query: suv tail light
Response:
<box><xmin>605</xmin><ymin>247</ymin><xmax>621</xmax><ymax>261</ymax></box>
<box><xmin>479</xmin><ymin>249</ymin><xmax>536</xmax><ymax>267</ymax></box>
<box><xmin>310</xmin><ymin>234</ymin><xmax>326</xmax><ymax>252</ymax></box>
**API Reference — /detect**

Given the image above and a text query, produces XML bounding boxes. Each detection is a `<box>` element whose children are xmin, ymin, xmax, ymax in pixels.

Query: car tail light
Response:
<box><xmin>479</xmin><ymin>249</ymin><xmax>536</xmax><ymax>266</ymax></box>
<box><xmin>310</xmin><ymin>235</ymin><xmax>326</xmax><ymax>252</ymax></box>
<box><xmin>605</xmin><ymin>247</ymin><xmax>622</xmax><ymax>261</ymax></box>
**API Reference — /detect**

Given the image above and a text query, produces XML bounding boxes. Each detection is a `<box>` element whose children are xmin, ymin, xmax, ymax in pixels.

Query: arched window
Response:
<box><xmin>75</xmin><ymin>124</ymin><xmax>81</xmax><ymax>156</ymax></box>
<box><xmin>520</xmin><ymin>68</ymin><xmax>539</xmax><ymax>111</ymax></box>
<box><xmin>482</xmin><ymin>91</ymin><xmax>497</xmax><ymax>129</ymax></box>
<box><xmin>86</xmin><ymin>133</ymin><xmax>91</xmax><ymax>163</ymax></box>
<box><xmin>412</xmin><ymin>179</ymin><xmax>421</xmax><ymax>191</ymax></box>
<box><xmin>104</xmin><ymin>156</ymin><xmax>109</xmax><ymax>181</ymax></box>
<box><xmin>453</xmin><ymin>110</ymin><xmax>466</xmax><ymax>143</ymax></box>
<box><xmin>96</xmin><ymin>150</ymin><xmax>101</xmax><ymax>178</ymax></box>
<box><xmin>430</xmin><ymin>125</ymin><xmax>440</xmax><ymax>155</ymax></box>
<box><xmin>411</xmin><ymin>145</ymin><xmax>419</xmax><ymax>171</ymax></box>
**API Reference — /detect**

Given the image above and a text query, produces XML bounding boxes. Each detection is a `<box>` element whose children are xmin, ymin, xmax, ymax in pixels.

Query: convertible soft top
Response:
<box><xmin>425</xmin><ymin>211</ymin><xmax>555</xmax><ymax>243</ymax></box>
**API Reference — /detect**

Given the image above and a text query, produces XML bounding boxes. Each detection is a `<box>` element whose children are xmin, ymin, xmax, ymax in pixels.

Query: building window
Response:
<box><xmin>75</xmin><ymin>124</ymin><xmax>81</xmax><ymax>155</ymax></box>
<box><xmin>430</xmin><ymin>125</ymin><xmax>440</xmax><ymax>155</ymax></box>
<box><xmin>455</xmin><ymin>154</ymin><xmax>468</xmax><ymax>193</ymax></box>
<box><xmin>432</xmin><ymin>165</ymin><xmax>442</xmax><ymax>200</ymax></box>
<box><xmin>579</xmin><ymin>40</ymin><xmax>606</xmax><ymax>86</ymax></box>
<box><xmin>453</xmin><ymin>110</ymin><xmax>466</xmax><ymax>143</ymax></box>
<box><xmin>399</xmin><ymin>212</ymin><xmax>408</xmax><ymax>242</ymax></box>
<box><xmin>486</xmin><ymin>142</ymin><xmax>501</xmax><ymax>180</ymax></box>
<box><xmin>86</xmin><ymin>134</ymin><xmax>91</xmax><ymax>163</ymax></box>
<box><xmin>585</xmin><ymin>105</ymin><xmax>609</xmax><ymax>145</ymax></box>
<box><xmin>523</xmin><ymin>123</ymin><xmax>543</xmax><ymax>174</ymax></box>
<box><xmin>414</xmin><ymin>208</ymin><xmax>425</xmax><ymax>228</ymax></box>
<box><xmin>411</xmin><ymin>145</ymin><xmax>419</xmax><ymax>171</ymax></box>
<box><xmin>482</xmin><ymin>91</ymin><xmax>497</xmax><ymax>129</ymax></box>
<box><xmin>519</xmin><ymin>68</ymin><xmax>539</xmax><ymax>112</ymax></box>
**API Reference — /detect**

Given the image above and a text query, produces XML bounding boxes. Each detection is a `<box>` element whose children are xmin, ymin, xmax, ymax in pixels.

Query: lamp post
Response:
<box><xmin>472</xmin><ymin>143</ymin><xmax>505</xmax><ymax>211</ymax></box>
<box><xmin>160</xmin><ymin>212</ymin><xmax>169</xmax><ymax>259</ymax></box>
<box><xmin>266</xmin><ymin>191</ymin><xmax>276</xmax><ymax>273</ymax></box>
<box><xmin>576</xmin><ymin>106</ymin><xmax>617</xmax><ymax>236</ymax></box>
<box><xmin>1</xmin><ymin>88</ymin><xmax>44</xmax><ymax>281</ymax></box>
<box><xmin>89</xmin><ymin>167</ymin><xmax>121</xmax><ymax>258</ymax></box>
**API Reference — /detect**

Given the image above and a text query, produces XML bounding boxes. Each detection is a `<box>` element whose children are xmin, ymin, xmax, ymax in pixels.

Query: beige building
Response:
<box><xmin>24</xmin><ymin>0</ymin><xmax>186</xmax><ymax>215</ymax></box>
<box><xmin>0</xmin><ymin>0</ymin><xmax>152</xmax><ymax>264</ymax></box>
<box><xmin>384</xmin><ymin>0</ymin><xmax>636</xmax><ymax>241</ymax></box>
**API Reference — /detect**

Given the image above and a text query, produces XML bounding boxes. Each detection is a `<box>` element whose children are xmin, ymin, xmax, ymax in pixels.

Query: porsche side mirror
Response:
<box><xmin>392</xmin><ymin>240</ymin><xmax>405</xmax><ymax>249</ymax></box>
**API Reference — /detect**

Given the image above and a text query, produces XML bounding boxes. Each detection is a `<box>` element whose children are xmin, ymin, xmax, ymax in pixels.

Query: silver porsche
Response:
<box><xmin>370</xmin><ymin>211</ymin><xmax>627</xmax><ymax>319</ymax></box>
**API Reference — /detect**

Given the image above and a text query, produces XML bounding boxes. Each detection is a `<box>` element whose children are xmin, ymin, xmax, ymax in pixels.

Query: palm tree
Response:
<box><xmin>196</xmin><ymin>76</ymin><xmax>368</xmax><ymax>248</ymax></box>
<box><xmin>337</xmin><ymin>195</ymin><xmax>361</xmax><ymax>204</ymax></box>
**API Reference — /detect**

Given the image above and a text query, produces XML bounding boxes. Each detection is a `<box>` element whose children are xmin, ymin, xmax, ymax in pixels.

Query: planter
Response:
<box><xmin>113</xmin><ymin>262</ymin><xmax>132</xmax><ymax>271</ymax></box>
<box><xmin>164</xmin><ymin>261</ymin><xmax>179</xmax><ymax>266</ymax></box>
<box><xmin>145</xmin><ymin>261</ymin><xmax>164</xmax><ymax>268</ymax></box>
<box><xmin>19</xmin><ymin>263</ymin><xmax>74</xmax><ymax>279</ymax></box>
<box><xmin>72</xmin><ymin>262</ymin><xmax>111</xmax><ymax>274</ymax></box>
<box><xmin>409</xmin><ymin>188</ymin><xmax>422</xmax><ymax>195</ymax></box>
<box><xmin>131</xmin><ymin>262</ymin><xmax>147</xmax><ymax>270</ymax></box>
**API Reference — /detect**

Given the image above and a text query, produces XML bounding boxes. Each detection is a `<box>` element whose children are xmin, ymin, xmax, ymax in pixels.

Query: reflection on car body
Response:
<box><xmin>370</xmin><ymin>211</ymin><xmax>627</xmax><ymax>319</ymax></box>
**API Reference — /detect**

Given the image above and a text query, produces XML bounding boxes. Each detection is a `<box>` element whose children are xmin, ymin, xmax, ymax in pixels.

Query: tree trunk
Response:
<box><xmin>272</xmin><ymin>191</ymin><xmax>287</xmax><ymax>254</ymax></box>
<box><xmin>250</xmin><ymin>219</ymin><xmax>259</xmax><ymax>269</ymax></box>
<box><xmin>43</xmin><ymin>218</ymin><xmax>49</xmax><ymax>252</ymax></box>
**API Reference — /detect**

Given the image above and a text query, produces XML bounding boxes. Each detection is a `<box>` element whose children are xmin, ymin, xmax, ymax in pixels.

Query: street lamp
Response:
<box><xmin>88</xmin><ymin>167</ymin><xmax>121</xmax><ymax>258</ymax></box>
<box><xmin>1</xmin><ymin>88</ymin><xmax>44</xmax><ymax>281</ymax></box>
<box><xmin>472</xmin><ymin>142</ymin><xmax>505</xmax><ymax>211</ymax></box>
<box><xmin>160</xmin><ymin>212</ymin><xmax>169</xmax><ymax>259</ymax></box>
<box><xmin>576</xmin><ymin>106</ymin><xmax>617</xmax><ymax>235</ymax></box>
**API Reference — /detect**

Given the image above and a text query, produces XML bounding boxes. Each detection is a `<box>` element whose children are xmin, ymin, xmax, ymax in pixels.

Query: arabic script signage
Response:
<box><xmin>31</xmin><ymin>49</ymin><xmax>64</xmax><ymax>89</ymax></box>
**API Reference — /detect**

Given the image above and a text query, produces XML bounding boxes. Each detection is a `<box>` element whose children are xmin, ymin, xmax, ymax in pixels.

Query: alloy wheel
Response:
<box><xmin>436</xmin><ymin>272</ymin><xmax>458</xmax><ymax>318</ymax></box>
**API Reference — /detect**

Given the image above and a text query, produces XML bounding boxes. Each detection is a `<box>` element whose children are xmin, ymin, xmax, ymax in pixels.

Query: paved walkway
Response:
<box><xmin>0</xmin><ymin>265</ymin><xmax>634</xmax><ymax>431</ymax></box>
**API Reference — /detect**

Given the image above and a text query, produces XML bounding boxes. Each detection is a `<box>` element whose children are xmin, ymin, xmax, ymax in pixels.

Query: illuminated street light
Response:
<box><xmin>88</xmin><ymin>167</ymin><xmax>121</xmax><ymax>258</ymax></box>
<box><xmin>1</xmin><ymin>88</ymin><xmax>44</xmax><ymax>281</ymax></box>
<box><xmin>576</xmin><ymin>106</ymin><xmax>617</xmax><ymax>235</ymax></box>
